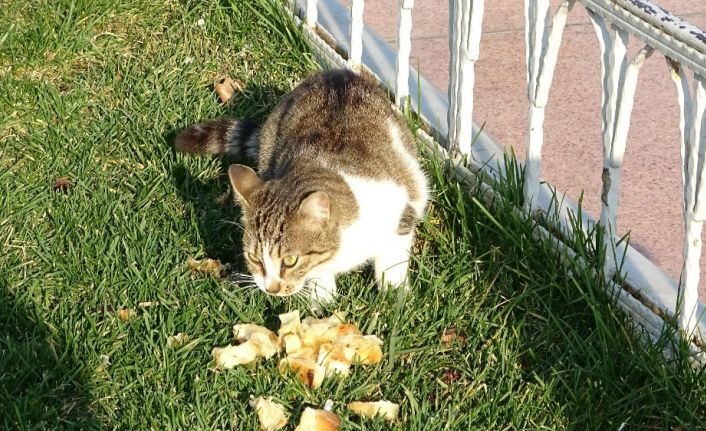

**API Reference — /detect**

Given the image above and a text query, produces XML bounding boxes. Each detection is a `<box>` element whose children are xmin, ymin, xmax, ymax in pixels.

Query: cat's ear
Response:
<box><xmin>298</xmin><ymin>191</ymin><xmax>330</xmax><ymax>225</ymax></box>
<box><xmin>228</xmin><ymin>164</ymin><xmax>261</xmax><ymax>207</ymax></box>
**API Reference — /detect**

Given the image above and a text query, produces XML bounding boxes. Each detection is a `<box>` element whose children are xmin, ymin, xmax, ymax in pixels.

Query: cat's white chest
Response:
<box><xmin>324</xmin><ymin>174</ymin><xmax>408</xmax><ymax>273</ymax></box>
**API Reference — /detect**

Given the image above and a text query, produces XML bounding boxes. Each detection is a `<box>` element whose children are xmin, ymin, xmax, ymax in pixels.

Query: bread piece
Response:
<box><xmin>287</xmin><ymin>347</ymin><xmax>318</xmax><ymax>362</ymax></box>
<box><xmin>249</xmin><ymin>332</ymin><xmax>280</xmax><ymax>359</ymax></box>
<box><xmin>317</xmin><ymin>343</ymin><xmax>353</xmax><ymax>376</ymax></box>
<box><xmin>233</xmin><ymin>324</ymin><xmax>280</xmax><ymax>358</ymax></box>
<box><xmin>282</xmin><ymin>333</ymin><xmax>303</xmax><ymax>354</ymax></box>
<box><xmin>299</xmin><ymin>312</ymin><xmax>351</xmax><ymax>348</ymax></box>
<box><xmin>212</xmin><ymin>341</ymin><xmax>259</xmax><ymax>369</ymax></box>
<box><xmin>278</xmin><ymin>310</ymin><xmax>303</xmax><ymax>341</ymax></box>
<box><xmin>302</xmin><ymin>325</ymin><xmax>362</xmax><ymax>353</ymax></box>
<box><xmin>324</xmin><ymin>323</ymin><xmax>362</xmax><ymax>341</ymax></box>
<box><xmin>249</xmin><ymin>396</ymin><xmax>288</xmax><ymax>431</ymax></box>
<box><xmin>347</xmin><ymin>400</ymin><xmax>399</xmax><ymax>421</ymax></box>
<box><xmin>233</xmin><ymin>323</ymin><xmax>278</xmax><ymax>343</ymax></box>
<box><xmin>301</xmin><ymin>311</ymin><xmax>346</xmax><ymax>331</ymax></box>
<box><xmin>294</xmin><ymin>407</ymin><xmax>341</xmax><ymax>431</ymax></box>
<box><xmin>278</xmin><ymin>357</ymin><xmax>326</xmax><ymax>389</ymax></box>
<box><xmin>335</xmin><ymin>334</ymin><xmax>383</xmax><ymax>364</ymax></box>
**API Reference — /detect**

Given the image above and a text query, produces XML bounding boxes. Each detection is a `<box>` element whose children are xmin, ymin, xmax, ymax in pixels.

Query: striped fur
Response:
<box><xmin>175</xmin><ymin>117</ymin><xmax>259</xmax><ymax>160</ymax></box>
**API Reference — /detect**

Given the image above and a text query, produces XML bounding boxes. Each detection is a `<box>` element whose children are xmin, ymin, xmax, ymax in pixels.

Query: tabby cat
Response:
<box><xmin>176</xmin><ymin>69</ymin><xmax>428</xmax><ymax>305</ymax></box>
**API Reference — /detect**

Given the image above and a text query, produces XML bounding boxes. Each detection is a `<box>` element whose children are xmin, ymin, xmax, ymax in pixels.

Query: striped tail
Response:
<box><xmin>174</xmin><ymin>117</ymin><xmax>259</xmax><ymax>160</ymax></box>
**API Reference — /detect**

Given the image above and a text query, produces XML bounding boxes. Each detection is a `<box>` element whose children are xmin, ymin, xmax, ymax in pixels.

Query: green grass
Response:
<box><xmin>1</xmin><ymin>0</ymin><xmax>705</xmax><ymax>429</ymax></box>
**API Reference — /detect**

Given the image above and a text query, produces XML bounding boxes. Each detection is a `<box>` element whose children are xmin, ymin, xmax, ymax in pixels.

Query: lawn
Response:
<box><xmin>1</xmin><ymin>0</ymin><xmax>705</xmax><ymax>429</ymax></box>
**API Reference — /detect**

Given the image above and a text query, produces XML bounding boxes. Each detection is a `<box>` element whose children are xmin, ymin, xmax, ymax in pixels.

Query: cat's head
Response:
<box><xmin>228</xmin><ymin>164</ymin><xmax>339</xmax><ymax>296</ymax></box>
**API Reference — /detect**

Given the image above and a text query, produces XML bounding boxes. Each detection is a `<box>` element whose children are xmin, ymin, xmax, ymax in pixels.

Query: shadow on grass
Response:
<box><xmin>171</xmin><ymin>159</ymin><xmax>245</xmax><ymax>265</ymax></box>
<box><xmin>167</xmin><ymin>82</ymin><xmax>289</xmax><ymax>265</ymax></box>
<box><xmin>0</xmin><ymin>276</ymin><xmax>101</xmax><ymax>430</ymax></box>
<box><xmin>167</xmin><ymin>82</ymin><xmax>312</xmax><ymax>322</ymax></box>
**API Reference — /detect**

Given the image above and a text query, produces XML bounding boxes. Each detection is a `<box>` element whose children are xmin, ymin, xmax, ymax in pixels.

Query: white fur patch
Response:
<box><xmin>261</xmin><ymin>243</ymin><xmax>281</xmax><ymax>292</ymax></box>
<box><xmin>320</xmin><ymin>175</ymin><xmax>408</xmax><ymax>274</ymax></box>
<box><xmin>388</xmin><ymin>120</ymin><xmax>429</xmax><ymax>217</ymax></box>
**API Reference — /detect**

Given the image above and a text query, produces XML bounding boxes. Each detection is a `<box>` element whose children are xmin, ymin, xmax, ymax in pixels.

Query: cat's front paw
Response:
<box><xmin>374</xmin><ymin>234</ymin><xmax>413</xmax><ymax>292</ymax></box>
<box><xmin>306</xmin><ymin>275</ymin><xmax>337</xmax><ymax>310</ymax></box>
<box><xmin>376</xmin><ymin>267</ymin><xmax>410</xmax><ymax>293</ymax></box>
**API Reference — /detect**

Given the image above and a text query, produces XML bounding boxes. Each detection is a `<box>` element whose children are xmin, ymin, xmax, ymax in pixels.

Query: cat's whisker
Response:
<box><xmin>227</xmin><ymin>280</ymin><xmax>255</xmax><ymax>287</ymax></box>
<box><xmin>224</xmin><ymin>279</ymin><xmax>259</xmax><ymax>291</ymax></box>
<box><xmin>215</xmin><ymin>219</ymin><xmax>257</xmax><ymax>243</ymax></box>
<box><xmin>227</xmin><ymin>272</ymin><xmax>254</xmax><ymax>280</ymax></box>
<box><xmin>219</xmin><ymin>219</ymin><xmax>242</xmax><ymax>227</ymax></box>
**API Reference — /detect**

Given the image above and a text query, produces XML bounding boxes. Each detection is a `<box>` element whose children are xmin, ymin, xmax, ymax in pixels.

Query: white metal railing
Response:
<box><xmin>522</xmin><ymin>0</ymin><xmax>706</xmax><ymax>344</ymax></box>
<box><xmin>289</xmin><ymin>0</ymin><xmax>706</xmax><ymax>356</ymax></box>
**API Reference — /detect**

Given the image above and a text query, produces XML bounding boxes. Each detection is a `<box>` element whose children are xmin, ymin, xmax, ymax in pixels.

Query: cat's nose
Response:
<box><xmin>265</xmin><ymin>281</ymin><xmax>281</xmax><ymax>294</ymax></box>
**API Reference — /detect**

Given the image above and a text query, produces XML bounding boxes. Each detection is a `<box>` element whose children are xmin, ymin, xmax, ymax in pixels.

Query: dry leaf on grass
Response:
<box><xmin>347</xmin><ymin>400</ymin><xmax>400</xmax><ymax>421</ymax></box>
<box><xmin>441</xmin><ymin>327</ymin><xmax>466</xmax><ymax>346</ymax></box>
<box><xmin>186</xmin><ymin>257</ymin><xmax>229</xmax><ymax>278</ymax></box>
<box><xmin>214</xmin><ymin>77</ymin><xmax>244</xmax><ymax>104</ymax></box>
<box><xmin>117</xmin><ymin>308</ymin><xmax>136</xmax><ymax>322</ymax></box>
<box><xmin>294</xmin><ymin>407</ymin><xmax>341</xmax><ymax>431</ymax></box>
<box><xmin>52</xmin><ymin>176</ymin><xmax>71</xmax><ymax>192</ymax></box>
<box><xmin>166</xmin><ymin>333</ymin><xmax>190</xmax><ymax>348</ymax></box>
<box><xmin>249</xmin><ymin>396</ymin><xmax>289</xmax><ymax>431</ymax></box>
<box><xmin>441</xmin><ymin>369</ymin><xmax>461</xmax><ymax>384</ymax></box>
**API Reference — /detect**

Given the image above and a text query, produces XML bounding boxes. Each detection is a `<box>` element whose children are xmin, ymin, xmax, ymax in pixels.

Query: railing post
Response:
<box><xmin>447</xmin><ymin>0</ymin><xmax>484</xmax><ymax>158</ymax></box>
<box><xmin>588</xmin><ymin>11</ymin><xmax>652</xmax><ymax>282</ymax></box>
<box><xmin>348</xmin><ymin>0</ymin><xmax>364</xmax><ymax>71</ymax></box>
<box><xmin>677</xmin><ymin>72</ymin><xmax>706</xmax><ymax>338</ymax></box>
<box><xmin>395</xmin><ymin>0</ymin><xmax>414</xmax><ymax>108</ymax></box>
<box><xmin>306</xmin><ymin>0</ymin><xmax>318</xmax><ymax>27</ymax></box>
<box><xmin>523</xmin><ymin>0</ymin><xmax>575</xmax><ymax>211</ymax></box>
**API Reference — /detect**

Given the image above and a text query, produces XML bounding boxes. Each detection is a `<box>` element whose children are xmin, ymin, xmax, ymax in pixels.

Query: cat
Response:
<box><xmin>176</xmin><ymin>69</ymin><xmax>428</xmax><ymax>305</ymax></box>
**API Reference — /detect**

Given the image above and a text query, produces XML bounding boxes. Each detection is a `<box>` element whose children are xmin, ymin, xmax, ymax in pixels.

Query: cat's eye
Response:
<box><xmin>246</xmin><ymin>252</ymin><xmax>261</xmax><ymax>264</ymax></box>
<box><xmin>282</xmin><ymin>255</ymin><xmax>298</xmax><ymax>267</ymax></box>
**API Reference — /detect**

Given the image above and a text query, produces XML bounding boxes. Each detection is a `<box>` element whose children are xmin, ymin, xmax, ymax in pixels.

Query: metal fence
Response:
<box><xmin>288</xmin><ymin>0</ymin><xmax>706</xmax><ymax>356</ymax></box>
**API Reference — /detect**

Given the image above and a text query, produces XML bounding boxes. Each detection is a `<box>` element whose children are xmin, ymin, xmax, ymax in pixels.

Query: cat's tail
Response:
<box><xmin>174</xmin><ymin>117</ymin><xmax>259</xmax><ymax>160</ymax></box>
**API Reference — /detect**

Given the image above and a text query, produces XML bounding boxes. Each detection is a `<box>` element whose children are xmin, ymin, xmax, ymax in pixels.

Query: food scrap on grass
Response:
<box><xmin>294</xmin><ymin>407</ymin><xmax>341</xmax><ymax>431</ymax></box>
<box><xmin>211</xmin><ymin>310</ymin><xmax>399</xmax><ymax>426</ymax></box>
<box><xmin>211</xmin><ymin>310</ymin><xmax>383</xmax><ymax>388</ymax></box>
<box><xmin>186</xmin><ymin>256</ymin><xmax>229</xmax><ymax>278</ymax></box>
<box><xmin>249</xmin><ymin>396</ymin><xmax>289</xmax><ymax>431</ymax></box>
<box><xmin>347</xmin><ymin>400</ymin><xmax>400</xmax><ymax>421</ymax></box>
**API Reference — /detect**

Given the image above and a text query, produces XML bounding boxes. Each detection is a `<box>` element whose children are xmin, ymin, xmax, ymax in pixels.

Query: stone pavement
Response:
<box><xmin>340</xmin><ymin>0</ymin><xmax>706</xmax><ymax>299</ymax></box>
